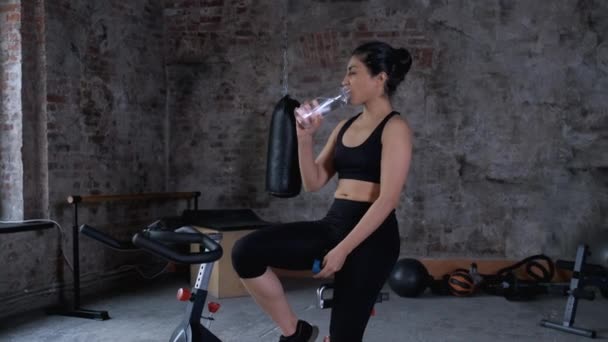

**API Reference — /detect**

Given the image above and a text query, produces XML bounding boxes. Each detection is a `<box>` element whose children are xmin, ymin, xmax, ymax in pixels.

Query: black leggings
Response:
<box><xmin>231</xmin><ymin>199</ymin><xmax>400</xmax><ymax>342</ymax></box>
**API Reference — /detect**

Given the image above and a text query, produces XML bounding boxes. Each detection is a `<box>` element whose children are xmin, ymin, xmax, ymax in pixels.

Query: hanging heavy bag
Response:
<box><xmin>265</xmin><ymin>95</ymin><xmax>302</xmax><ymax>198</ymax></box>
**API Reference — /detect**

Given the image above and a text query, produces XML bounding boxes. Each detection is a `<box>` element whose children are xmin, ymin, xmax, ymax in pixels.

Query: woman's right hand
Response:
<box><xmin>295</xmin><ymin>100</ymin><xmax>323</xmax><ymax>137</ymax></box>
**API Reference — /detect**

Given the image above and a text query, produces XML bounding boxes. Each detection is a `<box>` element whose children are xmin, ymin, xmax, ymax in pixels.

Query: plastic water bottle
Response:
<box><xmin>295</xmin><ymin>87</ymin><xmax>351</xmax><ymax>128</ymax></box>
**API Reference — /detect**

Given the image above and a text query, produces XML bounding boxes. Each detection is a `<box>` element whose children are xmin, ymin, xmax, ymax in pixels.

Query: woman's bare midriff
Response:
<box><xmin>334</xmin><ymin>179</ymin><xmax>380</xmax><ymax>203</ymax></box>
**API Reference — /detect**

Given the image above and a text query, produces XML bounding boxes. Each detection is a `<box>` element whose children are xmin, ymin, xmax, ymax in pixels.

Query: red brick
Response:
<box><xmin>47</xmin><ymin>94</ymin><xmax>66</xmax><ymax>103</ymax></box>
<box><xmin>7</xmin><ymin>12</ymin><xmax>20</xmax><ymax>22</ymax></box>
<box><xmin>199</xmin><ymin>15</ymin><xmax>221</xmax><ymax>23</ymax></box>
<box><xmin>200</xmin><ymin>23</ymin><xmax>220</xmax><ymax>31</ymax></box>
<box><xmin>407</xmin><ymin>31</ymin><xmax>426</xmax><ymax>38</ymax></box>
<box><xmin>414</xmin><ymin>47</ymin><xmax>433</xmax><ymax>68</ymax></box>
<box><xmin>202</xmin><ymin>0</ymin><xmax>224</xmax><ymax>6</ymax></box>
<box><xmin>177</xmin><ymin>0</ymin><xmax>196</xmax><ymax>8</ymax></box>
<box><xmin>301</xmin><ymin>75</ymin><xmax>322</xmax><ymax>83</ymax></box>
<box><xmin>0</xmin><ymin>4</ymin><xmax>19</xmax><ymax>12</ymax></box>
<box><xmin>376</xmin><ymin>31</ymin><xmax>400</xmax><ymax>38</ymax></box>
<box><xmin>9</xmin><ymin>40</ymin><xmax>20</xmax><ymax>50</ymax></box>
<box><xmin>408</xmin><ymin>38</ymin><xmax>431</xmax><ymax>46</ymax></box>
<box><xmin>235</xmin><ymin>30</ymin><xmax>253</xmax><ymax>37</ymax></box>
<box><xmin>355</xmin><ymin>31</ymin><xmax>373</xmax><ymax>39</ymax></box>
<box><xmin>315</xmin><ymin>32</ymin><xmax>323</xmax><ymax>49</ymax></box>
<box><xmin>404</xmin><ymin>18</ymin><xmax>417</xmax><ymax>30</ymax></box>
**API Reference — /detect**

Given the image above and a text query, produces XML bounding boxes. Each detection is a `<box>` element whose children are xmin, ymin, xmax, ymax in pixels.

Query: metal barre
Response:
<box><xmin>67</xmin><ymin>191</ymin><xmax>201</xmax><ymax>204</ymax></box>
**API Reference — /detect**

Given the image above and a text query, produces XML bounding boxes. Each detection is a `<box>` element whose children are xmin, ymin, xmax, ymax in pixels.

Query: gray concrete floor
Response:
<box><xmin>0</xmin><ymin>276</ymin><xmax>606</xmax><ymax>342</ymax></box>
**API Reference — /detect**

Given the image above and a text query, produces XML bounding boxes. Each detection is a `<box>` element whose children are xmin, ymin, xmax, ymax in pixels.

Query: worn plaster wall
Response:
<box><xmin>165</xmin><ymin>0</ymin><xmax>607</xmax><ymax>260</ymax></box>
<box><xmin>0</xmin><ymin>0</ymin><xmax>23</xmax><ymax>220</ymax></box>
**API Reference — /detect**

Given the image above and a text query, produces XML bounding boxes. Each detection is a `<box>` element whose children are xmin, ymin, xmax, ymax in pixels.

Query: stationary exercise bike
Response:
<box><xmin>81</xmin><ymin>224</ymin><xmax>223</xmax><ymax>342</ymax></box>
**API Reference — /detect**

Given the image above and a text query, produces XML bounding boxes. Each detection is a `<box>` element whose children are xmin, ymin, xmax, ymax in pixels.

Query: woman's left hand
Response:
<box><xmin>313</xmin><ymin>246</ymin><xmax>349</xmax><ymax>279</ymax></box>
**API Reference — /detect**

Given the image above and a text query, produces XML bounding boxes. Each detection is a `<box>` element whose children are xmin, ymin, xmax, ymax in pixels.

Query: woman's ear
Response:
<box><xmin>377</xmin><ymin>71</ymin><xmax>388</xmax><ymax>84</ymax></box>
<box><xmin>375</xmin><ymin>72</ymin><xmax>388</xmax><ymax>92</ymax></box>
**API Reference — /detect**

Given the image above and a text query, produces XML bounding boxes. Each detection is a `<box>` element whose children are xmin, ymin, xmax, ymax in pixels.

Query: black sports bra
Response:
<box><xmin>334</xmin><ymin>112</ymin><xmax>399</xmax><ymax>183</ymax></box>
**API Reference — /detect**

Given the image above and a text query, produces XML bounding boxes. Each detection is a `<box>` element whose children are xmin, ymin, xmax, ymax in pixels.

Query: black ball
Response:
<box><xmin>388</xmin><ymin>258</ymin><xmax>430</xmax><ymax>297</ymax></box>
<box><xmin>587</xmin><ymin>230</ymin><xmax>608</xmax><ymax>267</ymax></box>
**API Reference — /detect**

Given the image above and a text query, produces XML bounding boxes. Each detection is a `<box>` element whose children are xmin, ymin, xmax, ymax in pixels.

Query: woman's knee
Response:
<box><xmin>231</xmin><ymin>235</ymin><xmax>265</xmax><ymax>278</ymax></box>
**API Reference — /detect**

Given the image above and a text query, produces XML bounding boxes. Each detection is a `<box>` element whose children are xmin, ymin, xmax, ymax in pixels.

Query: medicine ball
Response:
<box><xmin>388</xmin><ymin>258</ymin><xmax>430</xmax><ymax>298</ymax></box>
<box><xmin>447</xmin><ymin>269</ymin><xmax>476</xmax><ymax>297</ymax></box>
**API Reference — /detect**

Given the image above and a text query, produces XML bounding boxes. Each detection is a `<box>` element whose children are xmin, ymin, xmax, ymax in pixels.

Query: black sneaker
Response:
<box><xmin>279</xmin><ymin>320</ymin><xmax>319</xmax><ymax>342</ymax></box>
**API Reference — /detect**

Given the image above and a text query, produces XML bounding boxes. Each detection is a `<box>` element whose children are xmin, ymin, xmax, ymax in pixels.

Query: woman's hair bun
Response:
<box><xmin>392</xmin><ymin>48</ymin><xmax>412</xmax><ymax>80</ymax></box>
<box><xmin>352</xmin><ymin>41</ymin><xmax>413</xmax><ymax>96</ymax></box>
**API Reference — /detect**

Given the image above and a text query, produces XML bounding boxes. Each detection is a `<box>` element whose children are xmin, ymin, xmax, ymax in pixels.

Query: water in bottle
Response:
<box><xmin>295</xmin><ymin>87</ymin><xmax>351</xmax><ymax>128</ymax></box>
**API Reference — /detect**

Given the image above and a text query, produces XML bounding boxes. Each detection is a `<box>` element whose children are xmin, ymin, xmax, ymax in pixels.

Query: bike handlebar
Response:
<box><xmin>132</xmin><ymin>226</ymin><xmax>223</xmax><ymax>264</ymax></box>
<box><xmin>80</xmin><ymin>224</ymin><xmax>137</xmax><ymax>250</ymax></box>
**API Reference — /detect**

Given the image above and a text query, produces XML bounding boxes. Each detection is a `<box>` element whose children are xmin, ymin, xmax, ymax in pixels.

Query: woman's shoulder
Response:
<box><xmin>383</xmin><ymin>112</ymin><xmax>412</xmax><ymax>139</ymax></box>
<box><xmin>386</xmin><ymin>111</ymin><xmax>409</xmax><ymax>126</ymax></box>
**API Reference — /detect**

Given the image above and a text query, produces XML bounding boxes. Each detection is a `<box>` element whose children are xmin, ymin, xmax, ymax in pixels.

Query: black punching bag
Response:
<box><xmin>266</xmin><ymin>95</ymin><xmax>301</xmax><ymax>198</ymax></box>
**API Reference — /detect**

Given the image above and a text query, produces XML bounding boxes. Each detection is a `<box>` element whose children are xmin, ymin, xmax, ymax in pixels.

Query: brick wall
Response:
<box><xmin>1</xmin><ymin>0</ymin><xmax>179</xmax><ymax>319</ymax></box>
<box><xmin>21</xmin><ymin>0</ymin><xmax>48</xmax><ymax>219</ymax></box>
<box><xmin>164</xmin><ymin>0</ymin><xmax>608</xmax><ymax>260</ymax></box>
<box><xmin>164</xmin><ymin>0</ymin><xmax>285</xmax><ymax>208</ymax></box>
<box><xmin>43</xmin><ymin>0</ymin><xmax>173</xmax><ymax>285</ymax></box>
<box><xmin>1</xmin><ymin>0</ymin><xmax>607</xmax><ymax>320</ymax></box>
<box><xmin>163</xmin><ymin>1</ymin><xmax>441</xmax><ymax>222</ymax></box>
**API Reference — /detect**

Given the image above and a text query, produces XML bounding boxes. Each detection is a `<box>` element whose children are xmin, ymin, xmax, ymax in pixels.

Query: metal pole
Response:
<box><xmin>73</xmin><ymin>202</ymin><xmax>80</xmax><ymax>309</ymax></box>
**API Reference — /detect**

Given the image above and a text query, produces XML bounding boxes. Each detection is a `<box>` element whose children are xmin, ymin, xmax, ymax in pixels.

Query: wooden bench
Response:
<box><xmin>184</xmin><ymin>209</ymin><xmax>271</xmax><ymax>298</ymax></box>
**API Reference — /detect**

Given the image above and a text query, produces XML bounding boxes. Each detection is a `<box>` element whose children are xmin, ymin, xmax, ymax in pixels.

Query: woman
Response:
<box><xmin>232</xmin><ymin>41</ymin><xmax>413</xmax><ymax>342</ymax></box>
